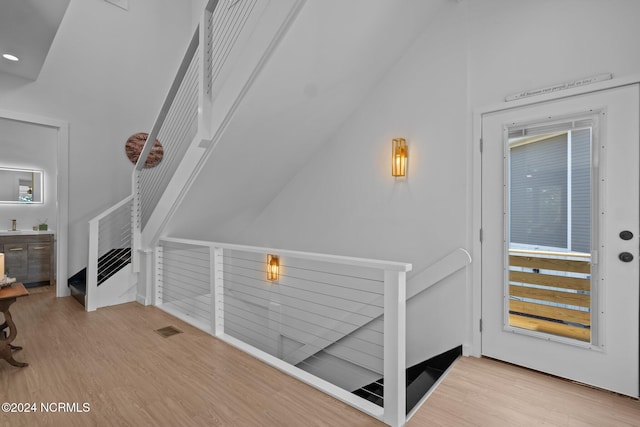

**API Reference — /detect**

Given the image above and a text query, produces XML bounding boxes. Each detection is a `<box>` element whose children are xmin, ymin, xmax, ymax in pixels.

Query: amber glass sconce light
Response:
<box><xmin>267</xmin><ymin>254</ymin><xmax>280</xmax><ymax>281</ymax></box>
<box><xmin>392</xmin><ymin>138</ymin><xmax>408</xmax><ymax>177</ymax></box>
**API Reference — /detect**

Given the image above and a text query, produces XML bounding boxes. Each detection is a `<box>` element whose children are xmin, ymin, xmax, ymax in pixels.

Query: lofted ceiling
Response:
<box><xmin>0</xmin><ymin>0</ymin><xmax>70</xmax><ymax>81</ymax></box>
<box><xmin>167</xmin><ymin>0</ymin><xmax>449</xmax><ymax>241</ymax></box>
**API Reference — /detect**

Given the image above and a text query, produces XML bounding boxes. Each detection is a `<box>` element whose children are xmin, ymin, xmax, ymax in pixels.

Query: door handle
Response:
<box><xmin>619</xmin><ymin>252</ymin><xmax>634</xmax><ymax>262</ymax></box>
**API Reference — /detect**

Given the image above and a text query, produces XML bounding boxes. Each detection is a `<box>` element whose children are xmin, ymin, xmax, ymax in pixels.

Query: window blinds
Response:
<box><xmin>510</xmin><ymin>133</ymin><xmax>569</xmax><ymax>249</ymax></box>
<box><xmin>509</xmin><ymin>123</ymin><xmax>592</xmax><ymax>252</ymax></box>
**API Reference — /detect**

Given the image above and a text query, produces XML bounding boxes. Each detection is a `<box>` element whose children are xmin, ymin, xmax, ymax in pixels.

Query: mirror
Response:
<box><xmin>0</xmin><ymin>167</ymin><xmax>43</xmax><ymax>204</ymax></box>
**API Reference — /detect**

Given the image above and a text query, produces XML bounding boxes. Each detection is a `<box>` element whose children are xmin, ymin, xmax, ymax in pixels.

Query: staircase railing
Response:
<box><xmin>86</xmin><ymin>195</ymin><xmax>133</xmax><ymax>311</ymax></box>
<box><xmin>84</xmin><ymin>0</ymin><xmax>305</xmax><ymax>310</ymax></box>
<box><xmin>134</xmin><ymin>28</ymin><xmax>201</xmax><ymax>232</ymax></box>
<box><xmin>283</xmin><ymin>248</ymin><xmax>472</xmax><ymax>370</ymax></box>
<box><xmin>154</xmin><ymin>237</ymin><xmax>412</xmax><ymax>427</ymax></box>
<box><xmin>132</xmin><ymin>0</ymin><xmax>270</xmax><ymax>253</ymax></box>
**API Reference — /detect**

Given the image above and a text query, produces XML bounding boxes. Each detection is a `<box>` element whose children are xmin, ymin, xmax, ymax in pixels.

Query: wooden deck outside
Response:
<box><xmin>508</xmin><ymin>250</ymin><xmax>591</xmax><ymax>342</ymax></box>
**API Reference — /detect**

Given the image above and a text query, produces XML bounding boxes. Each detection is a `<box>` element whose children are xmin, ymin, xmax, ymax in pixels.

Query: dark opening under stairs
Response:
<box><xmin>352</xmin><ymin>345</ymin><xmax>462</xmax><ymax>414</ymax></box>
<box><xmin>68</xmin><ymin>248</ymin><xmax>132</xmax><ymax>307</ymax></box>
<box><xmin>68</xmin><ymin>268</ymin><xmax>86</xmax><ymax>306</ymax></box>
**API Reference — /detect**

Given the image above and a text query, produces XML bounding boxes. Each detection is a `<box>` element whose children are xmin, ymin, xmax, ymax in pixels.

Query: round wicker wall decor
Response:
<box><xmin>125</xmin><ymin>132</ymin><xmax>163</xmax><ymax>168</ymax></box>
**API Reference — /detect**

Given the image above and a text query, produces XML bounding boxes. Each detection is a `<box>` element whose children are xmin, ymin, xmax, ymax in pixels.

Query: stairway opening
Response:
<box><xmin>352</xmin><ymin>345</ymin><xmax>462</xmax><ymax>414</ymax></box>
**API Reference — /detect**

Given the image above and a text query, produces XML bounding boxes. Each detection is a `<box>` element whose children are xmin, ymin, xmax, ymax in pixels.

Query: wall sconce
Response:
<box><xmin>267</xmin><ymin>254</ymin><xmax>279</xmax><ymax>281</ymax></box>
<box><xmin>0</xmin><ymin>253</ymin><xmax>4</xmax><ymax>281</ymax></box>
<box><xmin>391</xmin><ymin>138</ymin><xmax>408</xmax><ymax>177</ymax></box>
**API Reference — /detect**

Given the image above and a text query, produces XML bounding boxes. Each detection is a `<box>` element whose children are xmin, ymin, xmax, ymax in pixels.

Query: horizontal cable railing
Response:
<box><xmin>87</xmin><ymin>196</ymin><xmax>133</xmax><ymax>311</ymax></box>
<box><xmin>135</xmin><ymin>0</ymin><xmax>261</xmax><ymax>233</ymax></box>
<box><xmin>136</xmin><ymin>29</ymin><xmax>200</xmax><ymax>229</ymax></box>
<box><xmin>208</xmin><ymin>0</ymin><xmax>258</xmax><ymax>94</ymax></box>
<box><xmin>155</xmin><ymin>238</ymin><xmax>411</xmax><ymax>427</ymax></box>
<box><xmin>86</xmin><ymin>0</ymin><xmax>301</xmax><ymax>309</ymax></box>
<box><xmin>156</xmin><ymin>241</ymin><xmax>212</xmax><ymax>328</ymax></box>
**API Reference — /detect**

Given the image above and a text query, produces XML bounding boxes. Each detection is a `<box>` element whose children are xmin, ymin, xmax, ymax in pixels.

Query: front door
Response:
<box><xmin>481</xmin><ymin>84</ymin><xmax>639</xmax><ymax>397</ymax></box>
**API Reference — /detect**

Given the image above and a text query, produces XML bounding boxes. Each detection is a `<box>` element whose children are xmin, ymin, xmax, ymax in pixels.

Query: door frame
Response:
<box><xmin>470</xmin><ymin>74</ymin><xmax>640</xmax><ymax>358</ymax></box>
<box><xmin>0</xmin><ymin>109</ymin><xmax>70</xmax><ymax>297</ymax></box>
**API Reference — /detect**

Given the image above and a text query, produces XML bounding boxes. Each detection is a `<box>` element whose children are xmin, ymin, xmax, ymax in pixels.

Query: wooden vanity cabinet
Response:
<box><xmin>0</xmin><ymin>234</ymin><xmax>54</xmax><ymax>286</ymax></box>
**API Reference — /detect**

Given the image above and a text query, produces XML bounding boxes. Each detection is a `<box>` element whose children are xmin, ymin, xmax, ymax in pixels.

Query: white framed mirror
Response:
<box><xmin>0</xmin><ymin>167</ymin><xmax>44</xmax><ymax>203</ymax></box>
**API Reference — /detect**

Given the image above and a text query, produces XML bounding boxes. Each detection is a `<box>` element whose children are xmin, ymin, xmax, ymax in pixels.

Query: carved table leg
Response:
<box><xmin>1</xmin><ymin>324</ymin><xmax>21</xmax><ymax>351</ymax></box>
<box><xmin>0</xmin><ymin>344</ymin><xmax>27</xmax><ymax>367</ymax></box>
<box><xmin>0</xmin><ymin>299</ymin><xmax>28</xmax><ymax>367</ymax></box>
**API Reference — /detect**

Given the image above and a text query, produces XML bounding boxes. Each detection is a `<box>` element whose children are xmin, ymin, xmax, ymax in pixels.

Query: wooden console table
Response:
<box><xmin>0</xmin><ymin>283</ymin><xmax>29</xmax><ymax>367</ymax></box>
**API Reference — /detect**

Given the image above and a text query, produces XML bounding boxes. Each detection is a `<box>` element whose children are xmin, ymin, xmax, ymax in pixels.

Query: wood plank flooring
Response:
<box><xmin>1</xmin><ymin>286</ymin><xmax>639</xmax><ymax>426</ymax></box>
<box><xmin>408</xmin><ymin>356</ymin><xmax>640</xmax><ymax>427</ymax></box>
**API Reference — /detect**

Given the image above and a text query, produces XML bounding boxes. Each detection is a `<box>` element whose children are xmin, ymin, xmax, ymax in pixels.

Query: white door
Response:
<box><xmin>481</xmin><ymin>84</ymin><xmax>639</xmax><ymax>397</ymax></box>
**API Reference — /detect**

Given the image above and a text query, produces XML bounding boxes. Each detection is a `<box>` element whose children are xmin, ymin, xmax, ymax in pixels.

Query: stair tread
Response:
<box><xmin>351</xmin><ymin>345</ymin><xmax>462</xmax><ymax>414</ymax></box>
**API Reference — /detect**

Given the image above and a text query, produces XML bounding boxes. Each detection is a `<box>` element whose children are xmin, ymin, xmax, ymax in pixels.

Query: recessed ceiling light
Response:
<box><xmin>2</xmin><ymin>54</ymin><xmax>19</xmax><ymax>62</ymax></box>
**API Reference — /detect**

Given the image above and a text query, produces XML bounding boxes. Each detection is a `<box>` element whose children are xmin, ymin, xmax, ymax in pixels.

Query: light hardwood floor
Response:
<box><xmin>409</xmin><ymin>357</ymin><xmax>640</xmax><ymax>427</ymax></box>
<box><xmin>1</xmin><ymin>286</ymin><xmax>639</xmax><ymax>426</ymax></box>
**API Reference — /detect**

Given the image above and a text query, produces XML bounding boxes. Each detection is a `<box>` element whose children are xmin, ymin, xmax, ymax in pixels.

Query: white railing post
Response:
<box><xmin>199</xmin><ymin>4</ymin><xmax>213</xmax><ymax>141</ymax></box>
<box><xmin>154</xmin><ymin>246</ymin><xmax>163</xmax><ymax>306</ymax></box>
<box><xmin>383</xmin><ymin>269</ymin><xmax>407</xmax><ymax>427</ymax></box>
<box><xmin>141</xmin><ymin>248</ymin><xmax>153</xmax><ymax>306</ymax></box>
<box><xmin>131</xmin><ymin>169</ymin><xmax>141</xmax><ymax>271</ymax></box>
<box><xmin>212</xmin><ymin>246</ymin><xmax>224</xmax><ymax>336</ymax></box>
<box><xmin>86</xmin><ymin>218</ymin><xmax>100</xmax><ymax>312</ymax></box>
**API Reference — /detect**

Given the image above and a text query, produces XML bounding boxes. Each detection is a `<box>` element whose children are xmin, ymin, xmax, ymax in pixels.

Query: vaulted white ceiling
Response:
<box><xmin>0</xmin><ymin>0</ymin><xmax>70</xmax><ymax>80</ymax></box>
<box><xmin>166</xmin><ymin>0</ymin><xmax>448</xmax><ymax>241</ymax></box>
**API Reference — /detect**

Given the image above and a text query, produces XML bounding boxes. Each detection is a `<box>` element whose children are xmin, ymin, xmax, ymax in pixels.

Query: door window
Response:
<box><xmin>507</xmin><ymin>119</ymin><xmax>595</xmax><ymax>342</ymax></box>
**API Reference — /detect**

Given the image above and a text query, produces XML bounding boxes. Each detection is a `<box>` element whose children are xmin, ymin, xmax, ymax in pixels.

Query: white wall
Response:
<box><xmin>0</xmin><ymin>0</ymin><xmax>192</xmax><ymax>276</ymax></box>
<box><xmin>228</xmin><ymin>0</ymin><xmax>640</xmax><ymax>265</ymax></box>
<box><xmin>166</xmin><ymin>0</ymin><xmax>640</xmax><ymax>362</ymax></box>
<box><xmin>467</xmin><ymin>0</ymin><xmax>640</xmax><ymax>108</ymax></box>
<box><xmin>165</xmin><ymin>0</ymin><xmax>450</xmax><ymax>246</ymax></box>
<box><xmin>0</xmin><ymin>117</ymin><xmax>58</xmax><ymax>230</ymax></box>
<box><xmin>235</xmin><ymin>1</ymin><xmax>469</xmax><ymax>269</ymax></box>
<box><xmin>191</xmin><ymin>0</ymin><xmax>207</xmax><ymax>30</ymax></box>
<box><xmin>228</xmin><ymin>0</ymin><xmax>470</xmax><ymax>364</ymax></box>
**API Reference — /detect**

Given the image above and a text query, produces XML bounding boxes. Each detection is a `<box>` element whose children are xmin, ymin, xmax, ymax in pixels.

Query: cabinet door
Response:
<box><xmin>5</xmin><ymin>243</ymin><xmax>28</xmax><ymax>281</ymax></box>
<box><xmin>28</xmin><ymin>243</ymin><xmax>51</xmax><ymax>282</ymax></box>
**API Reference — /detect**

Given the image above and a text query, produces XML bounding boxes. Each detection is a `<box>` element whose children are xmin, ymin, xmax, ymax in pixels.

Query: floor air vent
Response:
<box><xmin>155</xmin><ymin>326</ymin><xmax>183</xmax><ymax>338</ymax></box>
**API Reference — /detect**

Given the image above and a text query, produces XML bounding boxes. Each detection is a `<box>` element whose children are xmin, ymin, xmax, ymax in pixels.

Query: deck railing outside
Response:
<box><xmin>154</xmin><ymin>237</ymin><xmax>412</xmax><ymax>427</ymax></box>
<box><xmin>508</xmin><ymin>249</ymin><xmax>591</xmax><ymax>342</ymax></box>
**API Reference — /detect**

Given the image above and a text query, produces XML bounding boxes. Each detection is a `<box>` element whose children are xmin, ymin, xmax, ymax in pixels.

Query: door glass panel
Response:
<box><xmin>507</xmin><ymin>125</ymin><xmax>592</xmax><ymax>342</ymax></box>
